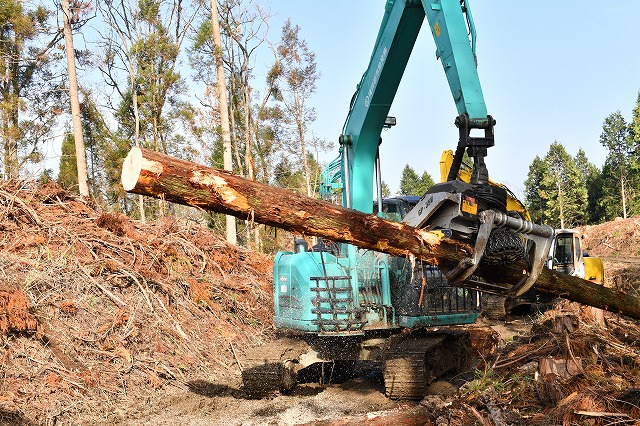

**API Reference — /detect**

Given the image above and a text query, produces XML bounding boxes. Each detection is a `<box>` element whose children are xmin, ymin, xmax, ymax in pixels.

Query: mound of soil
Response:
<box><xmin>581</xmin><ymin>217</ymin><xmax>640</xmax><ymax>291</ymax></box>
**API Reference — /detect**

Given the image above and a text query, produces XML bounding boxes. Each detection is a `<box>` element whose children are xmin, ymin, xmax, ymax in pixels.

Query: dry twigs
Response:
<box><xmin>461</xmin><ymin>301</ymin><xmax>640</xmax><ymax>425</ymax></box>
<box><xmin>0</xmin><ymin>180</ymin><xmax>274</xmax><ymax>425</ymax></box>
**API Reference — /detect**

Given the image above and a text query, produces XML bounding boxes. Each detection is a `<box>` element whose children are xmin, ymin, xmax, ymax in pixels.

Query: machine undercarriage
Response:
<box><xmin>241</xmin><ymin>329</ymin><xmax>472</xmax><ymax>400</ymax></box>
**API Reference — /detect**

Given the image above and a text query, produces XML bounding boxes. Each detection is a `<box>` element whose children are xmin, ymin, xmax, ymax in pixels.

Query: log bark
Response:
<box><xmin>121</xmin><ymin>147</ymin><xmax>640</xmax><ymax>320</ymax></box>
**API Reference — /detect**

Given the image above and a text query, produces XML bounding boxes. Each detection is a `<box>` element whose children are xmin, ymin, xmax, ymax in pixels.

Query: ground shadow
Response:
<box><xmin>187</xmin><ymin>360</ymin><xmax>388</xmax><ymax>401</ymax></box>
<box><xmin>336</xmin><ymin>361</ymin><xmax>386</xmax><ymax>395</ymax></box>
<box><xmin>0</xmin><ymin>408</ymin><xmax>33</xmax><ymax>426</ymax></box>
<box><xmin>187</xmin><ymin>377</ymin><xmax>327</xmax><ymax>400</ymax></box>
<box><xmin>186</xmin><ymin>380</ymin><xmax>243</xmax><ymax>398</ymax></box>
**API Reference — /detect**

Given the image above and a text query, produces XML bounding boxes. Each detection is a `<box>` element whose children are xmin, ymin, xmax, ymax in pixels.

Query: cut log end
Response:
<box><xmin>121</xmin><ymin>147</ymin><xmax>143</xmax><ymax>191</ymax></box>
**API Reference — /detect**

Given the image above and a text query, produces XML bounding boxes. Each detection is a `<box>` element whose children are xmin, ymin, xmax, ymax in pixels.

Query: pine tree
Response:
<box><xmin>599</xmin><ymin>111</ymin><xmax>632</xmax><ymax>219</ymax></box>
<box><xmin>525</xmin><ymin>143</ymin><xmax>587</xmax><ymax>228</ymax></box>
<box><xmin>208</xmin><ymin>0</ymin><xmax>236</xmax><ymax>245</ymax></box>
<box><xmin>0</xmin><ymin>1</ymin><xmax>64</xmax><ymax>177</ymax></box>
<box><xmin>524</xmin><ymin>156</ymin><xmax>547</xmax><ymax>224</ymax></box>
<box><xmin>419</xmin><ymin>171</ymin><xmax>435</xmax><ymax>193</ymax></box>
<box><xmin>61</xmin><ymin>0</ymin><xmax>89</xmax><ymax>196</ymax></box>
<box><xmin>381</xmin><ymin>181</ymin><xmax>391</xmax><ymax>198</ymax></box>
<box><xmin>574</xmin><ymin>148</ymin><xmax>602</xmax><ymax>223</ymax></box>
<box><xmin>78</xmin><ymin>89</ymin><xmax>127</xmax><ymax>207</ymax></box>
<box><xmin>399</xmin><ymin>165</ymin><xmax>434</xmax><ymax>196</ymax></box>
<box><xmin>630</xmin><ymin>91</ymin><xmax>640</xmax><ymax>147</ymax></box>
<box><xmin>57</xmin><ymin>132</ymin><xmax>79</xmax><ymax>192</ymax></box>
<box><xmin>628</xmin><ymin>92</ymin><xmax>640</xmax><ymax>215</ymax></box>
<box><xmin>542</xmin><ymin>142</ymin><xmax>587</xmax><ymax>228</ymax></box>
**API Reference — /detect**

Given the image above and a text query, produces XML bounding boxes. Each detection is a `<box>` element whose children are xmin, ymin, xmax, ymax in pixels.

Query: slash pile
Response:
<box><xmin>0</xmin><ymin>180</ymin><xmax>274</xmax><ymax>425</ymax></box>
<box><xmin>428</xmin><ymin>301</ymin><xmax>640</xmax><ymax>425</ymax></box>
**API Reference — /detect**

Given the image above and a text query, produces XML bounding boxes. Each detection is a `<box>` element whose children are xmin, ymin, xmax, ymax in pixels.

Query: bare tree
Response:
<box><xmin>210</xmin><ymin>0</ymin><xmax>237</xmax><ymax>245</ymax></box>
<box><xmin>97</xmin><ymin>0</ymin><xmax>202</xmax><ymax>220</ymax></box>
<box><xmin>270</xmin><ymin>19</ymin><xmax>320</xmax><ymax>197</ymax></box>
<box><xmin>61</xmin><ymin>0</ymin><xmax>89</xmax><ymax>196</ymax></box>
<box><xmin>191</xmin><ymin>0</ymin><xmax>273</xmax><ymax>246</ymax></box>
<box><xmin>97</xmin><ymin>0</ymin><xmax>145</xmax><ymax>219</ymax></box>
<box><xmin>217</xmin><ymin>0</ymin><xmax>273</xmax><ymax>248</ymax></box>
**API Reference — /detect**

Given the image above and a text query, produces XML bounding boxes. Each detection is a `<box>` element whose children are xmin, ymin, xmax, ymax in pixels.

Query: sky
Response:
<box><xmin>259</xmin><ymin>0</ymin><xmax>640</xmax><ymax>198</ymax></box>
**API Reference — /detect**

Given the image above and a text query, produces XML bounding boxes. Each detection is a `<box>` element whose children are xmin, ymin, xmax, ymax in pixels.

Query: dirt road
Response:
<box><xmin>88</xmin><ymin>319</ymin><xmax>529</xmax><ymax>426</ymax></box>
<box><xmin>93</xmin><ymin>371</ymin><xmax>402</xmax><ymax>426</ymax></box>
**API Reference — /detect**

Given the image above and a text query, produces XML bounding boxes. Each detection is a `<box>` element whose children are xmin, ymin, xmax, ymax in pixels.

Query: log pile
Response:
<box><xmin>122</xmin><ymin>147</ymin><xmax>640</xmax><ymax>320</ymax></box>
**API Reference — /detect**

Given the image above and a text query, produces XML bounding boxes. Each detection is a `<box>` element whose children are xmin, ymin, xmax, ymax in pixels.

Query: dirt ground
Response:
<box><xmin>1</xmin><ymin>181</ymin><xmax>639</xmax><ymax>425</ymax></box>
<box><xmin>91</xmin><ymin>373</ymin><xmax>399</xmax><ymax>426</ymax></box>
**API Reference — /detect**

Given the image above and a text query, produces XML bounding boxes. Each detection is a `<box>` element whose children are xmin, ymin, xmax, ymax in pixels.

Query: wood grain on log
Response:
<box><xmin>122</xmin><ymin>147</ymin><xmax>640</xmax><ymax>320</ymax></box>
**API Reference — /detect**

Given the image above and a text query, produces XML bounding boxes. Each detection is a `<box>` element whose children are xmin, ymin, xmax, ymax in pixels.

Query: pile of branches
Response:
<box><xmin>434</xmin><ymin>302</ymin><xmax>640</xmax><ymax>425</ymax></box>
<box><xmin>0</xmin><ymin>180</ymin><xmax>274</xmax><ymax>424</ymax></box>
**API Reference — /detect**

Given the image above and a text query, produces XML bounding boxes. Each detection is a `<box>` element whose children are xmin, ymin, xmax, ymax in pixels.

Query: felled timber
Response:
<box><xmin>121</xmin><ymin>147</ymin><xmax>640</xmax><ymax>320</ymax></box>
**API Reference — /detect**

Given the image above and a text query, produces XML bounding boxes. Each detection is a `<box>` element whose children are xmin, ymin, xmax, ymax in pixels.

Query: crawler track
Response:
<box><xmin>241</xmin><ymin>339</ymin><xmax>308</xmax><ymax>397</ymax></box>
<box><xmin>383</xmin><ymin>336</ymin><xmax>445</xmax><ymax>400</ymax></box>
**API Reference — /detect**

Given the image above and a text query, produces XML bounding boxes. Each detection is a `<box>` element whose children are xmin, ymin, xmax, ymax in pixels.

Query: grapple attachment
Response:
<box><xmin>403</xmin><ymin>181</ymin><xmax>554</xmax><ymax>297</ymax></box>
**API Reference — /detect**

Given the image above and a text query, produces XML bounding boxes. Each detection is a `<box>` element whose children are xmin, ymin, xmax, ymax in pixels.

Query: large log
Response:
<box><xmin>122</xmin><ymin>147</ymin><xmax>640</xmax><ymax>320</ymax></box>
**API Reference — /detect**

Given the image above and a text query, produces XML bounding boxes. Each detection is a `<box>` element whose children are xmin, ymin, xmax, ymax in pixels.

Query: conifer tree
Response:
<box><xmin>574</xmin><ymin>148</ymin><xmax>602</xmax><ymax>223</ymax></box>
<box><xmin>525</xmin><ymin>142</ymin><xmax>587</xmax><ymax>228</ymax></box>
<box><xmin>399</xmin><ymin>165</ymin><xmax>434</xmax><ymax>196</ymax></box>
<box><xmin>57</xmin><ymin>132</ymin><xmax>79</xmax><ymax>191</ymax></box>
<box><xmin>524</xmin><ymin>156</ymin><xmax>547</xmax><ymax>224</ymax></box>
<box><xmin>599</xmin><ymin>111</ymin><xmax>632</xmax><ymax>219</ymax></box>
<box><xmin>0</xmin><ymin>1</ymin><xmax>64</xmax><ymax>177</ymax></box>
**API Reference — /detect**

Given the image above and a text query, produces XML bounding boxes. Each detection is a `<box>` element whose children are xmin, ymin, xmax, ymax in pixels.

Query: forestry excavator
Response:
<box><xmin>241</xmin><ymin>0</ymin><xmax>556</xmax><ymax>399</ymax></box>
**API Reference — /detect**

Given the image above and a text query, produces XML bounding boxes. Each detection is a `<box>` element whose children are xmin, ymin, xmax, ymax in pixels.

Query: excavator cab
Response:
<box><xmin>548</xmin><ymin>229</ymin><xmax>604</xmax><ymax>284</ymax></box>
<box><xmin>374</xmin><ymin>196</ymin><xmax>419</xmax><ymax>222</ymax></box>
<box><xmin>375</xmin><ymin>196</ymin><xmax>481</xmax><ymax>327</ymax></box>
<box><xmin>551</xmin><ymin>231</ymin><xmax>582</xmax><ymax>276</ymax></box>
<box><xmin>539</xmin><ymin>230</ymin><xmax>603</xmax><ymax>307</ymax></box>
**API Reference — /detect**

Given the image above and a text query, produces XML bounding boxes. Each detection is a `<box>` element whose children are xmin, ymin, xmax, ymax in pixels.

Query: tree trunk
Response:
<box><xmin>295</xmin><ymin>91</ymin><xmax>312</xmax><ymax>198</ymax></box>
<box><xmin>621</xmin><ymin>172</ymin><xmax>627</xmax><ymax>219</ymax></box>
<box><xmin>61</xmin><ymin>0</ymin><xmax>90</xmax><ymax>197</ymax></box>
<box><xmin>210</xmin><ymin>0</ymin><xmax>236</xmax><ymax>246</ymax></box>
<box><xmin>557</xmin><ymin>179</ymin><xmax>564</xmax><ymax>229</ymax></box>
<box><xmin>3</xmin><ymin>101</ymin><xmax>19</xmax><ymax>179</ymax></box>
<box><xmin>121</xmin><ymin>147</ymin><xmax>640</xmax><ymax>320</ymax></box>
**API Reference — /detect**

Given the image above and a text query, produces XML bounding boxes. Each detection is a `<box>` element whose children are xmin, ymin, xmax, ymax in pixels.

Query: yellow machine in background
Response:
<box><xmin>549</xmin><ymin>229</ymin><xmax>604</xmax><ymax>285</ymax></box>
<box><xmin>439</xmin><ymin>150</ymin><xmax>530</xmax><ymax>220</ymax></box>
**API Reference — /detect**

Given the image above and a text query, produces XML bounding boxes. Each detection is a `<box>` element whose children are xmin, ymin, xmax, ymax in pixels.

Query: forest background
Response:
<box><xmin>2</xmin><ymin>0</ymin><xmax>640</xmax><ymax>250</ymax></box>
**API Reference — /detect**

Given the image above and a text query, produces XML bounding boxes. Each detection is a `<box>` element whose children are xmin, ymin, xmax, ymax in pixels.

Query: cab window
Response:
<box><xmin>554</xmin><ymin>234</ymin><xmax>574</xmax><ymax>265</ymax></box>
<box><xmin>382</xmin><ymin>203</ymin><xmax>402</xmax><ymax>222</ymax></box>
<box><xmin>574</xmin><ymin>237</ymin><xmax>581</xmax><ymax>260</ymax></box>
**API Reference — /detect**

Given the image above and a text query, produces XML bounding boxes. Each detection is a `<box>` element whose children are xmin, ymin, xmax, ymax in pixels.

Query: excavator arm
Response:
<box><xmin>339</xmin><ymin>0</ymin><xmax>493</xmax><ymax>213</ymax></box>
<box><xmin>331</xmin><ymin>0</ymin><xmax>556</xmax><ymax>298</ymax></box>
